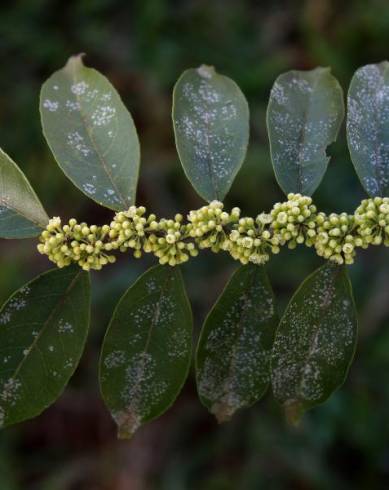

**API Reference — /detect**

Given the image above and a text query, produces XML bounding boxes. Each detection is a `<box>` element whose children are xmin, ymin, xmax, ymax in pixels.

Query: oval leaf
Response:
<box><xmin>271</xmin><ymin>263</ymin><xmax>357</xmax><ymax>423</ymax></box>
<box><xmin>0</xmin><ymin>148</ymin><xmax>48</xmax><ymax>238</ymax></box>
<box><xmin>40</xmin><ymin>55</ymin><xmax>140</xmax><ymax>210</ymax></box>
<box><xmin>196</xmin><ymin>265</ymin><xmax>278</xmax><ymax>422</ymax></box>
<box><xmin>99</xmin><ymin>265</ymin><xmax>192</xmax><ymax>439</ymax></box>
<box><xmin>267</xmin><ymin>68</ymin><xmax>344</xmax><ymax>196</ymax></box>
<box><xmin>0</xmin><ymin>266</ymin><xmax>90</xmax><ymax>428</ymax></box>
<box><xmin>347</xmin><ymin>62</ymin><xmax>389</xmax><ymax>197</ymax></box>
<box><xmin>172</xmin><ymin>65</ymin><xmax>249</xmax><ymax>202</ymax></box>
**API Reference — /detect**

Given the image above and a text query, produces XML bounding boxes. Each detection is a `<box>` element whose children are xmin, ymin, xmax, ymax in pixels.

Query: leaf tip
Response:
<box><xmin>65</xmin><ymin>53</ymin><xmax>86</xmax><ymax>72</ymax></box>
<box><xmin>196</xmin><ymin>65</ymin><xmax>216</xmax><ymax>80</ymax></box>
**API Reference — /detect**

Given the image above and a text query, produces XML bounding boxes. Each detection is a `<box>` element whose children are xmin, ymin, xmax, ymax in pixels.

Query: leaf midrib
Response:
<box><xmin>68</xmin><ymin>68</ymin><xmax>129</xmax><ymax>209</ymax></box>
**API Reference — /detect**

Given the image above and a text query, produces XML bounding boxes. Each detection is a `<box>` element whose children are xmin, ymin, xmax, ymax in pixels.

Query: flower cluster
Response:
<box><xmin>354</xmin><ymin>197</ymin><xmax>389</xmax><ymax>247</ymax></box>
<box><xmin>270</xmin><ymin>193</ymin><xmax>317</xmax><ymax>248</ymax></box>
<box><xmin>314</xmin><ymin>212</ymin><xmax>356</xmax><ymax>265</ymax></box>
<box><xmin>187</xmin><ymin>201</ymin><xmax>240</xmax><ymax>252</ymax></box>
<box><xmin>37</xmin><ymin>195</ymin><xmax>389</xmax><ymax>271</ymax></box>
<box><xmin>37</xmin><ymin>217</ymin><xmax>115</xmax><ymax>271</ymax></box>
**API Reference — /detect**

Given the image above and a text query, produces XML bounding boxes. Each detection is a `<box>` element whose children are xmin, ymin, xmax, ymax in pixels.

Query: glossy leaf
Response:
<box><xmin>0</xmin><ymin>266</ymin><xmax>90</xmax><ymax>428</ymax></box>
<box><xmin>196</xmin><ymin>265</ymin><xmax>278</xmax><ymax>422</ymax></box>
<box><xmin>172</xmin><ymin>65</ymin><xmax>249</xmax><ymax>202</ymax></box>
<box><xmin>0</xmin><ymin>148</ymin><xmax>48</xmax><ymax>238</ymax></box>
<box><xmin>267</xmin><ymin>68</ymin><xmax>344</xmax><ymax>196</ymax></box>
<box><xmin>40</xmin><ymin>55</ymin><xmax>140</xmax><ymax>211</ymax></box>
<box><xmin>347</xmin><ymin>62</ymin><xmax>389</xmax><ymax>197</ymax></box>
<box><xmin>271</xmin><ymin>263</ymin><xmax>357</xmax><ymax>422</ymax></box>
<box><xmin>99</xmin><ymin>265</ymin><xmax>192</xmax><ymax>439</ymax></box>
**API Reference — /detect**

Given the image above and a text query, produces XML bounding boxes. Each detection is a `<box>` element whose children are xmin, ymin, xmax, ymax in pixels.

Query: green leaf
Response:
<box><xmin>196</xmin><ymin>265</ymin><xmax>278</xmax><ymax>422</ymax></box>
<box><xmin>271</xmin><ymin>262</ymin><xmax>357</xmax><ymax>423</ymax></box>
<box><xmin>0</xmin><ymin>266</ymin><xmax>90</xmax><ymax>428</ymax></box>
<box><xmin>347</xmin><ymin>62</ymin><xmax>389</xmax><ymax>197</ymax></box>
<box><xmin>0</xmin><ymin>148</ymin><xmax>48</xmax><ymax>238</ymax></box>
<box><xmin>172</xmin><ymin>65</ymin><xmax>249</xmax><ymax>202</ymax></box>
<box><xmin>267</xmin><ymin>68</ymin><xmax>344</xmax><ymax>196</ymax></box>
<box><xmin>40</xmin><ymin>55</ymin><xmax>140</xmax><ymax>211</ymax></box>
<box><xmin>99</xmin><ymin>265</ymin><xmax>192</xmax><ymax>439</ymax></box>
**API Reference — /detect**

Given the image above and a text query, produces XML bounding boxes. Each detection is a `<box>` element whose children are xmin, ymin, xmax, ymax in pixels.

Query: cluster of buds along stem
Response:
<box><xmin>270</xmin><ymin>193</ymin><xmax>317</xmax><ymax>249</ymax></box>
<box><xmin>187</xmin><ymin>201</ymin><xmax>240</xmax><ymax>252</ymax></box>
<box><xmin>314</xmin><ymin>212</ymin><xmax>356</xmax><ymax>265</ymax></box>
<box><xmin>38</xmin><ymin>195</ymin><xmax>389</xmax><ymax>271</ymax></box>
<box><xmin>354</xmin><ymin>197</ymin><xmax>389</xmax><ymax>247</ymax></box>
<box><xmin>226</xmin><ymin>213</ymin><xmax>279</xmax><ymax>265</ymax></box>
<box><xmin>37</xmin><ymin>217</ymin><xmax>115</xmax><ymax>271</ymax></box>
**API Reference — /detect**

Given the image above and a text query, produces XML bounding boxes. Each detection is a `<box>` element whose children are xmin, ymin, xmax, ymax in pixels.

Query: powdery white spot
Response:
<box><xmin>83</xmin><ymin>183</ymin><xmax>96</xmax><ymax>195</ymax></box>
<box><xmin>84</xmin><ymin>88</ymin><xmax>99</xmax><ymax>102</ymax></box>
<box><xmin>119</xmin><ymin>352</ymin><xmax>168</xmax><ymax>420</ymax></box>
<box><xmin>71</xmin><ymin>81</ymin><xmax>89</xmax><ymax>95</ymax></box>
<box><xmin>91</xmin><ymin>105</ymin><xmax>116</xmax><ymax>126</ymax></box>
<box><xmin>167</xmin><ymin>329</ymin><xmax>189</xmax><ymax>359</ymax></box>
<box><xmin>65</xmin><ymin>100</ymin><xmax>80</xmax><ymax>112</ymax></box>
<box><xmin>103</xmin><ymin>190</ymin><xmax>119</xmax><ymax>204</ymax></box>
<box><xmin>48</xmin><ymin>345</ymin><xmax>54</xmax><ymax>352</ymax></box>
<box><xmin>67</xmin><ymin>131</ymin><xmax>91</xmax><ymax>156</ymax></box>
<box><xmin>64</xmin><ymin>358</ymin><xmax>74</xmax><ymax>369</ymax></box>
<box><xmin>58</xmin><ymin>319</ymin><xmax>74</xmax><ymax>334</ymax></box>
<box><xmin>0</xmin><ymin>377</ymin><xmax>21</xmax><ymax>404</ymax></box>
<box><xmin>43</xmin><ymin>99</ymin><xmax>59</xmax><ymax>112</ymax></box>
<box><xmin>0</xmin><ymin>312</ymin><xmax>11</xmax><ymax>325</ymax></box>
<box><xmin>104</xmin><ymin>350</ymin><xmax>126</xmax><ymax>369</ymax></box>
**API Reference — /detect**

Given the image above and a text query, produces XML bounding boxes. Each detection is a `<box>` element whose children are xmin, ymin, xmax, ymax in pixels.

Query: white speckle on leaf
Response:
<box><xmin>104</xmin><ymin>350</ymin><xmax>127</xmax><ymax>369</ymax></box>
<box><xmin>67</xmin><ymin>131</ymin><xmax>91</xmax><ymax>156</ymax></box>
<box><xmin>83</xmin><ymin>183</ymin><xmax>96</xmax><ymax>195</ymax></box>
<box><xmin>58</xmin><ymin>319</ymin><xmax>74</xmax><ymax>334</ymax></box>
<box><xmin>0</xmin><ymin>312</ymin><xmax>11</xmax><ymax>325</ymax></box>
<box><xmin>91</xmin><ymin>105</ymin><xmax>116</xmax><ymax>126</ymax></box>
<box><xmin>43</xmin><ymin>99</ymin><xmax>59</xmax><ymax>112</ymax></box>
<box><xmin>71</xmin><ymin>81</ymin><xmax>89</xmax><ymax>95</ymax></box>
<box><xmin>65</xmin><ymin>100</ymin><xmax>80</xmax><ymax>112</ymax></box>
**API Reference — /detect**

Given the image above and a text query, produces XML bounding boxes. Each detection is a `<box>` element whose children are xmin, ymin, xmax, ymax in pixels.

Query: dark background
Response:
<box><xmin>1</xmin><ymin>1</ymin><xmax>389</xmax><ymax>488</ymax></box>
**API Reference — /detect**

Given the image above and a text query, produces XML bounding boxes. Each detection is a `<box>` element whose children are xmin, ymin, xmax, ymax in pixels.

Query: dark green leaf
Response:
<box><xmin>0</xmin><ymin>148</ymin><xmax>48</xmax><ymax>238</ymax></box>
<box><xmin>196</xmin><ymin>265</ymin><xmax>278</xmax><ymax>422</ymax></box>
<box><xmin>40</xmin><ymin>55</ymin><xmax>140</xmax><ymax>211</ymax></box>
<box><xmin>0</xmin><ymin>266</ymin><xmax>90</xmax><ymax>428</ymax></box>
<box><xmin>347</xmin><ymin>62</ymin><xmax>389</xmax><ymax>197</ymax></box>
<box><xmin>271</xmin><ymin>262</ymin><xmax>357</xmax><ymax>423</ymax></box>
<box><xmin>173</xmin><ymin>65</ymin><xmax>249</xmax><ymax>202</ymax></box>
<box><xmin>267</xmin><ymin>68</ymin><xmax>344</xmax><ymax>196</ymax></box>
<box><xmin>99</xmin><ymin>265</ymin><xmax>192</xmax><ymax>439</ymax></box>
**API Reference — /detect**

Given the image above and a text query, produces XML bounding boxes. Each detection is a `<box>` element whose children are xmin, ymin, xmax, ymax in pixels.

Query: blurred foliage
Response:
<box><xmin>1</xmin><ymin>0</ymin><xmax>389</xmax><ymax>488</ymax></box>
